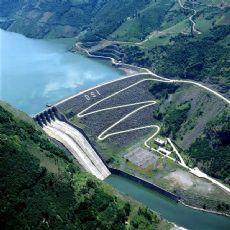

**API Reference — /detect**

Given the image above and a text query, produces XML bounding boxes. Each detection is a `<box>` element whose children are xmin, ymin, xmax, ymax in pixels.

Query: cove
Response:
<box><xmin>1</xmin><ymin>29</ymin><xmax>229</xmax><ymax>230</ymax></box>
<box><xmin>0</xmin><ymin>29</ymin><xmax>122</xmax><ymax>115</ymax></box>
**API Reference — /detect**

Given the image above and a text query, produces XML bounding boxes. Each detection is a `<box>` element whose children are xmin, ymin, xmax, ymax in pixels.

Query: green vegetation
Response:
<box><xmin>188</xmin><ymin>108</ymin><xmax>230</xmax><ymax>184</ymax></box>
<box><xmin>153</xmin><ymin>100</ymin><xmax>191</xmax><ymax>139</ymax></box>
<box><xmin>163</xmin><ymin>102</ymin><xmax>191</xmax><ymax>137</ymax></box>
<box><xmin>149</xmin><ymin>83</ymin><xmax>179</xmax><ymax>99</ymax></box>
<box><xmin>111</xmin><ymin>0</ymin><xmax>176</xmax><ymax>41</ymax></box>
<box><xmin>0</xmin><ymin>102</ymin><xmax>171</xmax><ymax>229</ymax></box>
<box><xmin>122</xmin><ymin>25</ymin><xmax>230</xmax><ymax>87</ymax></box>
<box><xmin>0</xmin><ymin>0</ymin><xmax>161</xmax><ymax>39</ymax></box>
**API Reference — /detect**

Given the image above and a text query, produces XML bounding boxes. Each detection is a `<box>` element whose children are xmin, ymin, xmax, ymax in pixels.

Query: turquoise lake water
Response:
<box><xmin>1</xmin><ymin>29</ymin><xmax>229</xmax><ymax>230</ymax></box>
<box><xmin>0</xmin><ymin>29</ymin><xmax>121</xmax><ymax>115</ymax></box>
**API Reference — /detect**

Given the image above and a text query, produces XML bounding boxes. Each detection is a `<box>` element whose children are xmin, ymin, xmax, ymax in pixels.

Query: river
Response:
<box><xmin>0</xmin><ymin>29</ymin><xmax>229</xmax><ymax>230</ymax></box>
<box><xmin>107</xmin><ymin>175</ymin><xmax>230</xmax><ymax>230</ymax></box>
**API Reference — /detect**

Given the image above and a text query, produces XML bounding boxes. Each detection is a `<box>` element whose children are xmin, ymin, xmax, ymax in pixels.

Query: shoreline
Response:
<box><xmin>33</xmin><ymin>44</ymin><xmax>230</xmax><ymax>218</ymax></box>
<box><xmin>180</xmin><ymin>201</ymin><xmax>230</xmax><ymax>218</ymax></box>
<box><xmin>70</xmin><ymin>47</ymin><xmax>230</xmax><ymax>217</ymax></box>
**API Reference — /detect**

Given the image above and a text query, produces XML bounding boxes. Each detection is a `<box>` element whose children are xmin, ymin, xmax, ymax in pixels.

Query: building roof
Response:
<box><xmin>158</xmin><ymin>147</ymin><xmax>171</xmax><ymax>155</ymax></box>
<box><xmin>154</xmin><ymin>138</ymin><xmax>165</xmax><ymax>145</ymax></box>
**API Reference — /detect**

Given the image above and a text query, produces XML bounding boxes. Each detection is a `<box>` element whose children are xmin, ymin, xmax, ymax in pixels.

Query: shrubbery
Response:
<box><xmin>188</xmin><ymin>109</ymin><xmax>230</xmax><ymax>183</ymax></box>
<box><xmin>0</xmin><ymin>103</ymin><xmax>167</xmax><ymax>229</ymax></box>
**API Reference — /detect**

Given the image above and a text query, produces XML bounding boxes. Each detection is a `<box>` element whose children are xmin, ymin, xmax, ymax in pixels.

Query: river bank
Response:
<box><xmin>68</xmin><ymin>42</ymin><xmax>230</xmax><ymax>217</ymax></box>
<box><xmin>2</xmin><ymin>29</ymin><xmax>229</xmax><ymax>229</ymax></box>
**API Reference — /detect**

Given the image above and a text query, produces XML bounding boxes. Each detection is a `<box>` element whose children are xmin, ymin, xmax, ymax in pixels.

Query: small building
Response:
<box><xmin>154</xmin><ymin>138</ymin><xmax>165</xmax><ymax>146</ymax></box>
<box><xmin>158</xmin><ymin>147</ymin><xmax>171</xmax><ymax>156</ymax></box>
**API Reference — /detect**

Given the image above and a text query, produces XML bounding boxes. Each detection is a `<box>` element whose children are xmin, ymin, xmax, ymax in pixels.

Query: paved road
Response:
<box><xmin>73</xmin><ymin>43</ymin><xmax>230</xmax><ymax>106</ymax></box>
<box><xmin>178</xmin><ymin>0</ymin><xmax>202</xmax><ymax>35</ymax></box>
<box><xmin>73</xmin><ymin>72</ymin><xmax>230</xmax><ymax>194</ymax></box>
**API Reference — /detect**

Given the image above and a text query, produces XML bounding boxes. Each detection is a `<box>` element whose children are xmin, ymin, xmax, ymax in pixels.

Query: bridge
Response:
<box><xmin>33</xmin><ymin>108</ymin><xmax>110</xmax><ymax>180</ymax></box>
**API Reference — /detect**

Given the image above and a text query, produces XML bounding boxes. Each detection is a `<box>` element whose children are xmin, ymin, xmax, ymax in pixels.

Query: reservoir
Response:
<box><xmin>0</xmin><ymin>29</ymin><xmax>121</xmax><ymax>115</ymax></box>
<box><xmin>1</xmin><ymin>29</ymin><xmax>229</xmax><ymax>230</ymax></box>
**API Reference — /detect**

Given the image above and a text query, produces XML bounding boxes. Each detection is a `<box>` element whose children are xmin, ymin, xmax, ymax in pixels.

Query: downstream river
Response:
<box><xmin>1</xmin><ymin>29</ymin><xmax>229</xmax><ymax>230</ymax></box>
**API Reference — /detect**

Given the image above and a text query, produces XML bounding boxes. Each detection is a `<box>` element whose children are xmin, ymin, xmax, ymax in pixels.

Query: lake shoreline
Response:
<box><xmin>2</xmin><ymin>28</ymin><xmax>229</xmax><ymax>229</ymax></box>
<box><xmin>69</xmin><ymin>44</ymin><xmax>230</xmax><ymax>219</ymax></box>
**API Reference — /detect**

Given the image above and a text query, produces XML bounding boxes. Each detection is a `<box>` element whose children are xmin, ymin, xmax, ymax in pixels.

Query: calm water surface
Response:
<box><xmin>106</xmin><ymin>175</ymin><xmax>230</xmax><ymax>230</ymax></box>
<box><xmin>0</xmin><ymin>29</ymin><xmax>121</xmax><ymax>114</ymax></box>
<box><xmin>1</xmin><ymin>29</ymin><xmax>229</xmax><ymax>230</ymax></box>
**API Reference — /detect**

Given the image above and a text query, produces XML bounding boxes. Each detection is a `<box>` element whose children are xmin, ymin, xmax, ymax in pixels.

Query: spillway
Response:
<box><xmin>34</xmin><ymin>108</ymin><xmax>110</xmax><ymax>180</ymax></box>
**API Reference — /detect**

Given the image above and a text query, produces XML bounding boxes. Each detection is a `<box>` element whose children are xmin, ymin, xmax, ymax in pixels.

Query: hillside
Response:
<box><xmin>0</xmin><ymin>101</ymin><xmax>171</xmax><ymax>229</ymax></box>
<box><xmin>0</xmin><ymin>0</ymin><xmax>153</xmax><ymax>39</ymax></box>
<box><xmin>150</xmin><ymin>82</ymin><xmax>230</xmax><ymax>184</ymax></box>
<box><xmin>2</xmin><ymin>0</ymin><xmax>229</xmax><ymax>88</ymax></box>
<box><xmin>1</xmin><ymin>0</ymin><xmax>229</xmax><ymax>216</ymax></box>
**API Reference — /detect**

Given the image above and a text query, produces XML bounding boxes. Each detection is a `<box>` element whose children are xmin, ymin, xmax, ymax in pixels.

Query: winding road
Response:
<box><xmin>178</xmin><ymin>0</ymin><xmax>202</xmax><ymax>35</ymax></box>
<box><xmin>73</xmin><ymin>74</ymin><xmax>230</xmax><ymax>194</ymax></box>
<box><xmin>61</xmin><ymin>41</ymin><xmax>230</xmax><ymax>194</ymax></box>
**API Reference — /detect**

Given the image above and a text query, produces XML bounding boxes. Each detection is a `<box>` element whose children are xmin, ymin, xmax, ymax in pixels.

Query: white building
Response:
<box><xmin>154</xmin><ymin>138</ymin><xmax>165</xmax><ymax>146</ymax></box>
<box><xmin>158</xmin><ymin>147</ymin><xmax>171</xmax><ymax>156</ymax></box>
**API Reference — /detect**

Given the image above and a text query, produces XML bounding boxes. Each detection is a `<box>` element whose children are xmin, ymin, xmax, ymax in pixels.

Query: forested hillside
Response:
<box><xmin>0</xmin><ymin>0</ymin><xmax>154</xmax><ymax>39</ymax></box>
<box><xmin>0</xmin><ymin>102</ymin><xmax>171</xmax><ymax>229</ymax></box>
<box><xmin>188</xmin><ymin>109</ymin><xmax>230</xmax><ymax>184</ymax></box>
<box><xmin>122</xmin><ymin>25</ymin><xmax>230</xmax><ymax>89</ymax></box>
<box><xmin>1</xmin><ymin>0</ymin><xmax>229</xmax><ymax>87</ymax></box>
<box><xmin>1</xmin><ymin>0</ymin><xmax>229</xmax><ymax>191</ymax></box>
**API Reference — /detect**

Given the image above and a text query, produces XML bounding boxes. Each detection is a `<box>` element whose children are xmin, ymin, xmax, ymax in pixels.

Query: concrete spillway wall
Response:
<box><xmin>109</xmin><ymin>168</ymin><xmax>180</xmax><ymax>202</ymax></box>
<box><xmin>33</xmin><ymin>107</ymin><xmax>110</xmax><ymax>180</ymax></box>
<box><xmin>34</xmin><ymin>107</ymin><xmax>179</xmax><ymax>201</ymax></box>
<box><xmin>33</xmin><ymin>107</ymin><xmax>60</xmax><ymax>126</ymax></box>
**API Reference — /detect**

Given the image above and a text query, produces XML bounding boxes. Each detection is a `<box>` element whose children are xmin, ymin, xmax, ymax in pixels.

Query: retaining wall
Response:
<box><xmin>37</xmin><ymin>106</ymin><xmax>179</xmax><ymax>202</ymax></box>
<box><xmin>109</xmin><ymin>167</ymin><xmax>180</xmax><ymax>202</ymax></box>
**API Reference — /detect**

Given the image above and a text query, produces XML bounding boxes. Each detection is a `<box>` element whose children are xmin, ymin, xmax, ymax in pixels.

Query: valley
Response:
<box><xmin>55</xmin><ymin>57</ymin><xmax>230</xmax><ymax>216</ymax></box>
<box><xmin>1</xmin><ymin>1</ymin><xmax>230</xmax><ymax>229</ymax></box>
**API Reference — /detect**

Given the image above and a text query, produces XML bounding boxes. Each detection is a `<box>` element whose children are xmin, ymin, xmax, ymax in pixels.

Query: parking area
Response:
<box><xmin>124</xmin><ymin>147</ymin><xmax>158</xmax><ymax>169</ymax></box>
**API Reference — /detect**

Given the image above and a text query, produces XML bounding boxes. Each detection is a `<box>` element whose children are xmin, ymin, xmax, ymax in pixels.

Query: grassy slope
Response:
<box><xmin>110</xmin><ymin>0</ymin><xmax>177</xmax><ymax>41</ymax></box>
<box><xmin>0</xmin><ymin>101</ymin><xmax>171</xmax><ymax>229</ymax></box>
<box><xmin>149</xmin><ymin>82</ymin><xmax>230</xmax><ymax>184</ymax></box>
<box><xmin>68</xmin><ymin>82</ymin><xmax>230</xmax><ymax>213</ymax></box>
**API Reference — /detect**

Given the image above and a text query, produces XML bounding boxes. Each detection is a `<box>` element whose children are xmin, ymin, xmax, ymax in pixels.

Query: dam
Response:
<box><xmin>33</xmin><ymin>107</ymin><xmax>111</xmax><ymax>180</ymax></box>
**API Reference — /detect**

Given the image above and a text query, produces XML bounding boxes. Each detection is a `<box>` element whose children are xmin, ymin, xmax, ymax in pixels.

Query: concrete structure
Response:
<box><xmin>154</xmin><ymin>138</ymin><xmax>165</xmax><ymax>146</ymax></box>
<box><xmin>124</xmin><ymin>147</ymin><xmax>158</xmax><ymax>169</ymax></box>
<box><xmin>34</xmin><ymin>108</ymin><xmax>110</xmax><ymax>180</ymax></box>
<box><xmin>158</xmin><ymin>147</ymin><xmax>171</xmax><ymax>156</ymax></box>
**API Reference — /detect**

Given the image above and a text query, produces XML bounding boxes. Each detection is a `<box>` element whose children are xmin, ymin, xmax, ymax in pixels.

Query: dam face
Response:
<box><xmin>34</xmin><ymin>108</ymin><xmax>110</xmax><ymax>180</ymax></box>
